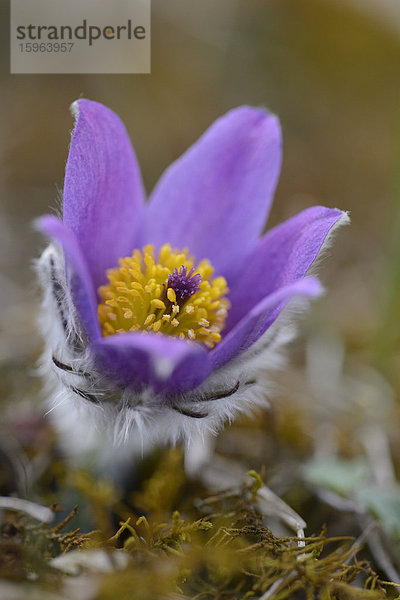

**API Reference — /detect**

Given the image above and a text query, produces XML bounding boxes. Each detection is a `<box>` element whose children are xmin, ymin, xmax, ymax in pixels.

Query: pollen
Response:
<box><xmin>97</xmin><ymin>243</ymin><xmax>230</xmax><ymax>349</ymax></box>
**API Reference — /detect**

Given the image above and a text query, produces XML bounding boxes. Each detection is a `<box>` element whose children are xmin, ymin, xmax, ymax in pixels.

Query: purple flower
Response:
<box><xmin>36</xmin><ymin>100</ymin><xmax>347</xmax><ymax>447</ymax></box>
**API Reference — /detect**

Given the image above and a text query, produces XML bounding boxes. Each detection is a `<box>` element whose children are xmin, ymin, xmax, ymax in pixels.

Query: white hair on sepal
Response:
<box><xmin>35</xmin><ymin>240</ymin><xmax>315</xmax><ymax>472</ymax></box>
<box><xmin>36</xmin><ymin>243</ymin><xmax>107</xmax><ymax>457</ymax></box>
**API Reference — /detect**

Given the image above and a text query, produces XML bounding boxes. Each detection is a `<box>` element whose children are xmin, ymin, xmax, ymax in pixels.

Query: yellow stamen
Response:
<box><xmin>97</xmin><ymin>243</ymin><xmax>230</xmax><ymax>348</ymax></box>
<box><xmin>143</xmin><ymin>314</ymin><xmax>155</xmax><ymax>327</ymax></box>
<box><xmin>152</xmin><ymin>319</ymin><xmax>162</xmax><ymax>332</ymax></box>
<box><xmin>151</xmin><ymin>299</ymin><xmax>166</xmax><ymax>311</ymax></box>
<box><xmin>167</xmin><ymin>288</ymin><xmax>176</xmax><ymax>303</ymax></box>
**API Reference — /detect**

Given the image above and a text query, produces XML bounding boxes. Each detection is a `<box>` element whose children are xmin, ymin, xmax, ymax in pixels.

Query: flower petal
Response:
<box><xmin>36</xmin><ymin>215</ymin><xmax>101</xmax><ymax>341</ymax></box>
<box><xmin>211</xmin><ymin>277</ymin><xmax>322</xmax><ymax>370</ymax></box>
<box><xmin>226</xmin><ymin>207</ymin><xmax>347</xmax><ymax>330</ymax></box>
<box><xmin>146</xmin><ymin>106</ymin><xmax>282</xmax><ymax>282</ymax></box>
<box><xmin>63</xmin><ymin>99</ymin><xmax>146</xmax><ymax>289</ymax></box>
<box><xmin>91</xmin><ymin>333</ymin><xmax>211</xmax><ymax>394</ymax></box>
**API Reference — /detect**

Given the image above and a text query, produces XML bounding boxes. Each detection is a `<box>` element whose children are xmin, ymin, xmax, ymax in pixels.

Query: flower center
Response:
<box><xmin>97</xmin><ymin>244</ymin><xmax>230</xmax><ymax>348</ymax></box>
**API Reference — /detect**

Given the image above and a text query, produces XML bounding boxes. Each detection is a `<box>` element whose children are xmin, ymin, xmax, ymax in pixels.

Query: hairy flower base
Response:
<box><xmin>98</xmin><ymin>243</ymin><xmax>230</xmax><ymax>348</ymax></box>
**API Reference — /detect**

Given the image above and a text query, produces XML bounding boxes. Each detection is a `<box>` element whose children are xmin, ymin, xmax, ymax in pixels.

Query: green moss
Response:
<box><xmin>0</xmin><ymin>459</ymin><xmax>392</xmax><ymax>599</ymax></box>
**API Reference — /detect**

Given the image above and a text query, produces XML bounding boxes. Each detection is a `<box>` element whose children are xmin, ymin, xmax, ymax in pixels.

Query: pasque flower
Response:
<box><xmin>36</xmin><ymin>100</ymin><xmax>348</xmax><ymax>449</ymax></box>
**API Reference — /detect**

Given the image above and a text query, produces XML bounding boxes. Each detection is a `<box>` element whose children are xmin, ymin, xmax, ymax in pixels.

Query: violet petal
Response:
<box><xmin>36</xmin><ymin>215</ymin><xmax>101</xmax><ymax>341</ymax></box>
<box><xmin>226</xmin><ymin>206</ymin><xmax>346</xmax><ymax>330</ymax></box>
<box><xmin>91</xmin><ymin>333</ymin><xmax>211</xmax><ymax>394</ymax></box>
<box><xmin>63</xmin><ymin>99</ymin><xmax>146</xmax><ymax>289</ymax></box>
<box><xmin>145</xmin><ymin>106</ymin><xmax>282</xmax><ymax>283</ymax></box>
<box><xmin>211</xmin><ymin>277</ymin><xmax>322</xmax><ymax>370</ymax></box>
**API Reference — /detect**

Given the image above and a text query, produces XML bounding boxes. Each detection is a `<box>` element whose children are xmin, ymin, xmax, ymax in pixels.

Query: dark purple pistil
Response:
<box><xmin>167</xmin><ymin>266</ymin><xmax>202</xmax><ymax>304</ymax></box>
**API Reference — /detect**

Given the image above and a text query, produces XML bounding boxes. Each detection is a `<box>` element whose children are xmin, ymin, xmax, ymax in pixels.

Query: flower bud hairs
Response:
<box><xmin>36</xmin><ymin>100</ymin><xmax>349</xmax><ymax>470</ymax></box>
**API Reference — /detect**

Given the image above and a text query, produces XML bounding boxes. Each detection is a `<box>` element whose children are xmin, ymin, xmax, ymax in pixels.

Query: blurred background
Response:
<box><xmin>1</xmin><ymin>0</ymin><xmax>400</xmax><ymax>594</ymax></box>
